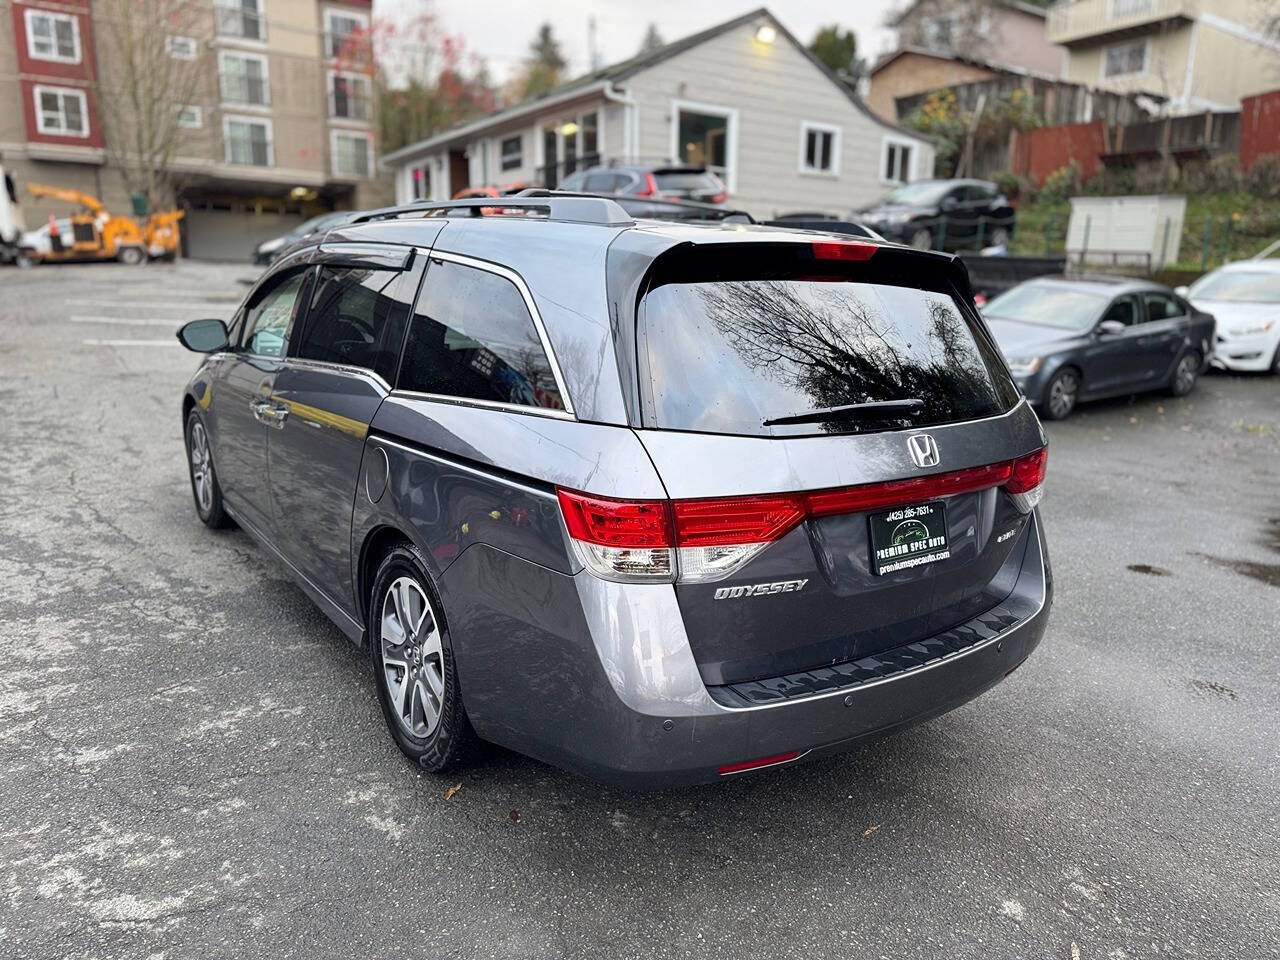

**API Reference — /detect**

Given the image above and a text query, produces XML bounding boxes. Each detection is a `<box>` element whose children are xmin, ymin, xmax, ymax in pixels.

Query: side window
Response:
<box><xmin>560</xmin><ymin>171</ymin><xmax>588</xmax><ymax>191</ymax></box>
<box><xmin>1101</xmin><ymin>296</ymin><xmax>1140</xmax><ymax>327</ymax></box>
<box><xmin>297</xmin><ymin>266</ymin><xmax>407</xmax><ymax>383</ymax></box>
<box><xmin>1141</xmin><ymin>292</ymin><xmax>1185</xmax><ymax>322</ymax></box>
<box><xmin>242</xmin><ymin>271</ymin><xmax>307</xmax><ymax>357</ymax></box>
<box><xmin>398</xmin><ymin>259</ymin><xmax>565</xmax><ymax>411</ymax></box>
<box><xmin>583</xmin><ymin>171</ymin><xmax>618</xmax><ymax>192</ymax></box>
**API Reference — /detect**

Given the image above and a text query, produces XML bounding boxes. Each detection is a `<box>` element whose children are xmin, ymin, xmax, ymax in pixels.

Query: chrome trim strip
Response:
<box><xmin>422</xmin><ymin>248</ymin><xmax>577</xmax><ymax>418</ymax></box>
<box><xmin>707</xmin><ymin>512</ymin><xmax>1049</xmax><ymax>713</ymax></box>
<box><xmin>369</xmin><ymin>435</ymin><xmax>557</xmax><ymax>502</ymax></box>
<box><xmin>282</xmin><ymin>356</ymin><xmax>391</xmax><ymax>392</ymax></box>
<box><xmin>388</xmin><ymin>389</ymin><xmax>575</xmax><ymax>422</ymax></box>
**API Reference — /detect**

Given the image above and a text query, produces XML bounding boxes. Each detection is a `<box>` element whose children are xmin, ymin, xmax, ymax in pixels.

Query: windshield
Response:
<box><xmin>883</xmin><ymin>182</ymin><xmax>952</xmax><ymax>206</ymax></box>
<box><xmin>983</xmin><ymin>283</ymin><xmax>1106</xmax><ymax>330</ymax></box>
<box><xmin>1189</xmin><ymin>270</ymin><xmax>1280</xmax><ymax>303</ymax></box>
<box><xmin>640</xmin><ymin>278</ymin><xmax>1018</xmax><ymax>437</ymax></box>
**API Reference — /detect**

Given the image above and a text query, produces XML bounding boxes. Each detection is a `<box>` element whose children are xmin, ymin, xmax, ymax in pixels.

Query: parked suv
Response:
<box><xmin>177</xmin><ymin>193</ymin><xmax>1052</xmax><ymax>787</ymax></box>
<box><xmin>857</xmin><ymin>179</ymin><xmax>1015</xmax><ymax>252</ymax></box>
<box><xmin>559</xmin><ymin>164</ymin><xmax>728</xmax><ymax>204</ymax></box>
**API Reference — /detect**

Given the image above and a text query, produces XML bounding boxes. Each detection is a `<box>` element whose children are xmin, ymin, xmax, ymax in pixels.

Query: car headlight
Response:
<box><xmin>1005</xmin><ymin>356</ymin><xmax>1042</xmax><ymax>376</ymax></box>
<box><xmin>257</xmin><ymin>236</ymin><xmax>285</xmax><ymax>254</ymax></box>
<box><xmin>1228</xmin><ymin>320</ymin><xmax>1275</xmax><ymax>336</ymax></box>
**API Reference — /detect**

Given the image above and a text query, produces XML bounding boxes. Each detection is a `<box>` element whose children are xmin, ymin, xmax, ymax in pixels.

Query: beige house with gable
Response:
<box><xmin>383</xmin><ymin>8</ymin><xmax>935</xmax><ymax>219</ymax></box>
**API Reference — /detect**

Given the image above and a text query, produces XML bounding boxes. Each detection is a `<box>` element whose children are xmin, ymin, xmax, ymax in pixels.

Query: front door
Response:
<box><xmin>1137</xmin><ymin>291</ymin><xmax>1191</xmax><ymax>385</ymax></box>
<box><xmin>267</xmin><ymin>251</ymin><xmax>419</xmax><ymax>610</ymax></box>
<box><xmin>1084</xmin><ymin>294</ymin><xmax>1157</xmax><ymax>394</ymax></box>
<box><xmin>209</xmin><ymin>268</ymin><xmax>310</xmax><ymax>533</ymax></box>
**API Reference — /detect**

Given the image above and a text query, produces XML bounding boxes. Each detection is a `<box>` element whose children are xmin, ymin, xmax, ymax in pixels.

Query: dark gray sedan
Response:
<box><xmin>982</xmin><ymin>277</ymin><xmax>1216</xmax><ymax>419</ymax></box>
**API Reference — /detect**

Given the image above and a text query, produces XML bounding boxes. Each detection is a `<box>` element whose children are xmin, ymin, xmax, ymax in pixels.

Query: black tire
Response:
<box><xmin>1270</xmin><ymin>342</ymin><xmax>1280</xmax><ymax>376</ymax></box>
<box><xmin>15</xmin><ymin>250</ymin><xmax>36</xmax><ymax>269</ymax></box>
<box><xmin>1168</xmin><ymin>350</ymin><xmax>1200</xmax><ymax>397</ymax></box>
<box><xmin>184</xmin><ymin>409</ymin><xmax>232</xmax><ymax>529</ymax></box>
<box><xmin>369</xmin><ymin>543</ymin><xmax>477</xmax><ymax>773</ymax></box>
<box><xmin>117</xmin><ymin>245</ymin><xmax>145</xmax><ymax>265</ymax></box>
<box><xmin>1041</xmin><ymin>367</ymin><xmax>1080</xmax><ymax>420</ymax></box>
<box><xmin>908</xmin><ymin>227</ymin><xmax>933</xmax><ymax>251</ymax></box>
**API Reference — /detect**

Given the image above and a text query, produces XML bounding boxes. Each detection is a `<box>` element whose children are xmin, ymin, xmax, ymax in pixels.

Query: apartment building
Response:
<box><xmin>1049</xmin><ymin>0</ymin><xmax>1280</xmax><ymax>111</ymax></box>
<box><xmin>0</xmin><ymin>0</ymin><xmax>391</xmax><ymax>260</ymax></box>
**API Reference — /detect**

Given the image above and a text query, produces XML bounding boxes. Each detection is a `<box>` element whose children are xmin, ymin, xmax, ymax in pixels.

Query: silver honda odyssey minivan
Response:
<box><xmin>178</xmin><ymin>193</ymin><xmax>1052</xmax><ymax>787</ymax></box>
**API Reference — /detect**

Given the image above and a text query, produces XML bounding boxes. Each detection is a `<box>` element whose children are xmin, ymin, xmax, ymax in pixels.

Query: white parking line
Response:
<box><xmin>81</xmin><ymin>338</ymin><xmax>179</xmax><ymax>347</ymax></box>
<box><xmin>70</xmin><ymin>316</ymin><xmax>185</xmax><ymax>326</ymax></box>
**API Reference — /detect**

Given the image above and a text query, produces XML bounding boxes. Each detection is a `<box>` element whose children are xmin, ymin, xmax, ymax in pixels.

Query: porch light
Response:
<box><xmin>560</xmin><ymin>121</ymin><xmax>579</xmax><ymax>136</ymax></box>
<box><xmin>755</xmin><ymin>23</ymin><xmax>777</xmax><ymax>44</ymax></box>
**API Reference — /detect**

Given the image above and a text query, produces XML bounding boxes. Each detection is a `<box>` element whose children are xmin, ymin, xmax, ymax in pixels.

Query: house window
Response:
<box><xmin>329</xmin><ymin>72</ymin><xmax>372</xmax><ymax>120</ymax></box>
<box><xmin>673</xmin><ymin>101</ymin><xmax>736</xmax><ymax>191</ymax></box>
<box><xmin>882</xmin><ymin>139</ymin><xmax>914</xmax><ymax>183</ymax></box>
<box><xmin>166</xmin><ymin>35</ymin><xmax>198</xmax><ymax>60</ymax></box>
<box><xmin>410</xmin><ymin>164</ymin><xmax>430</xmax><ymax>200</ymax></box>
<box><xmin>220</xmin><ymin>52</ymin><xmax>269</xmax><ymax>105</ymax></box>
<box><xmin>333</xmin><ymin>131</ymin><xmax>373</xmax><ymax>178</ymax></box>
<box><xmin>33</xmin><ymin>86</ymin><xmax>88</xmax><ymax>137</ymax></box>
<box><xmin>800</xmin><ymin>122</ymin><xmax>840</xmax><ymax>174</ymax></box>
<box><xmin>500</xmin><ymin>135</ymin><xmax>522</xmax><ymax>171</ymax></box>
<box><xmin>178</xmin><ymin>105</ymin><xmax>203</xmax><ymax>129</ymax></box>
<box><xmin>26</xmin><ymin>9</ymin><xmax>81</xmax><ymax>63</ymax></box>
<box><xmin>326</xmin><ymin>9</ymin><xmax>369</xmax><ymax>59</ymax></box>
<box><xmin>920</xmin><ymin>14</ymin><xmax>956</xmax><ymax>51</ymax></box>
<box><xmin>1104</xmin><ymin>39</ymin><xmax>1147</xmax><ymax>77</ymax></box>
<box><xmin>214</xmin><ymin>0</ymin><xmax>266</xmax><ymax>41</ymax></box>
<box><xmin>225</xmin><ymin>116</ymin><xmax>272</xmax><ymax>166</ymax></box>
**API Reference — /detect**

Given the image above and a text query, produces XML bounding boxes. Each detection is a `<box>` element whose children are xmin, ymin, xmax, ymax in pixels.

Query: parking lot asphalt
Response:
<box><xmin>0</xmin><ymin>261</ymin><xmax>1277</xmax><ymax>959</ymax></box>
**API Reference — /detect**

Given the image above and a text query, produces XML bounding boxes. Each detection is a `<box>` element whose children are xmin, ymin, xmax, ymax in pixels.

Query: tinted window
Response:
<box><xmin>560</xmin><ymin>172</ymin><xmax>588</xmax><ymax>191</ymax></box>
<box><xmin>1142</xmin><ymin>292</ymin><xmax>1185</xmax><ymax>321</ymax></box>
<box><xmin>297</xmin><ymin>267</ymin><xmax>408</xmax><ymax>383</ymax></box>
<box><xmin>242</xmin><ymin>271</ymin><xmax>307</xmax><ymax>357</ymax></box>
<box><xmin>399</xmin><ymin>260</ymin><xmax>564</xmax><ymax>411</ymax></box>
<box><xmin>640</xmin><ymin>278</ymin><xmax>1017</xmax><ymax>436</ymax></box>
<box><xmin>653</xmin><ymin>170</ymin><xmax>720</xmax><ymax>192</ymax></box>
<box><xmin>584</xmin><ymin>172</ymin><xmax>620</xmax><ymax>192</ymax></box>
<box><xmin>1101</xmin><ymin>296</ymin><xmax>1140</xmax><ymax>327</ymax></box>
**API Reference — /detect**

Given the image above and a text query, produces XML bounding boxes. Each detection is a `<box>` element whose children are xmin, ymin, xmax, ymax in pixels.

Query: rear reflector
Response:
<box><xmin>718</xmin><ymin>751</ymin><xmax>803</xmax><ymax>776</ymax></box>
<box><xmin>557</xmin><ymin>447</ymin><xmax>1046</xmax><ymax>583</ymax></box>
<box><xmin>811</xmin><ymin>240</ymin><xmax>876</xmax><ymax>261</ymax></box>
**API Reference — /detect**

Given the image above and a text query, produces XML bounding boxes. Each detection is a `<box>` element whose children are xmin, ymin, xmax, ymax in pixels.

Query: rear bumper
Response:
<box><xmin>504</xmin><ymin>512</ymin><xmax>1052</xmax><ymax>789</ymax></box>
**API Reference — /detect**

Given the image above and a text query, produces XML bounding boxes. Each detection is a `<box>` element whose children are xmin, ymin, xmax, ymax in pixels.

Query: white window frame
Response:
<box><xmin>214</xmin><ymin>0</ymin><xmax>266</xmax><ymax>43</ymax></box>
<box><xmin>1109</xmin><ymin>0</ymin><xmax>1155</xmax><ymax>18</ymax></box>
<box><xmin>166</xmin><ymin>35</ymin><xmax>198</xmax><ymax>60</ymax></box>
<box><xmin>327</xmin><ymin>69</ymin><xmax>372</xmax><ymax>121</ymax></box>
<box><xmin>25</xmin><ymin>8</ymin><xmax>81</xmax><ymax>64</ymax></box>
<box><xmin>798</xmin><ymin>121</ymin><xmax>841</xmax><ymax>176</ymax></box>
<box><xmin>177</xmin><ymin>105</ymin><xmax>203</xmax><ymax>129</ymax></box>
<box><xmin>223</xmin><ymin>114</ymin><xmax>274</xmax><ymax>166</ymax></box>
<box><xmin>880</xmin><ymin>134</ymin><xmax>916</xmax><ymax>185</ymax></box>
<box><xmin>408</xmin><ymin>162</ymin><xmax>431</xmax><ymax>201</ymax></box>
<box><xmin>499</xmin><ymin>134</ymin><xmax>523</xmax><ymax>172</ymax></box>
<box><xmin>325</xmin><ymin>7</ymin><xmax>369</xmax><ymax>59</ymax></box>
<box><xmin>331</xmin><ymin>129</ymin><xmax>374</xmax><ymax>179</ymax></box>
<box><xmin>1101</xmin><ymin>38</ymin><xmax>1149</xmax><ymax>79</ymax></box>
<box><xmin>218</xmin><ymin>50</ymin><xmax>270</xmax><ymax>107</ymax></box>
<box><xmin>668</xmin><ymin>98</ymin><xmax>739</xmax><ymax>194</ymax></box>
<box><xmin>33</xmin><ymin>84</ymin><xmax>89</xmax><ymax>138</ymax></box>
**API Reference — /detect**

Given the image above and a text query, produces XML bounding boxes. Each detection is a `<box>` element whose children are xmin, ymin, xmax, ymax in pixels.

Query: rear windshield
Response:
<box><xmin>654</xmin><ymin>171</ymin><xmax>720</xmax><ymax>191</ymax></box>
<box><xmin>638</xmin><ymin>250</ymin><xmax>1019</xmax><ymax>437</ymax></box>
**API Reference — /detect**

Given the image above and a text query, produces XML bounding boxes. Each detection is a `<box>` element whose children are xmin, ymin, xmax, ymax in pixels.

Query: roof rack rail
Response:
<box><xmin>352</xmin><ymin>195</ymin><xmax>634</xmax><ymax>227</ymax></box>
<box><xmin>513</xmin><ymin>188</ymin><xmax>755</xmax><ymax>224</ymax></box>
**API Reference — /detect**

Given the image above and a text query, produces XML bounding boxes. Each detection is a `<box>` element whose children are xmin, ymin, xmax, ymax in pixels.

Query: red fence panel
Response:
<box><xmin>1241</xmin><ymin>90</ymin><xmax>1280</xmax><ymax>172</ymax></box>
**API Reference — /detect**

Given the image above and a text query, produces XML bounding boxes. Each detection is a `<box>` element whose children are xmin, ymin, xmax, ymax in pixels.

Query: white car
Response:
<box><xmin>1181</xmin><ymin>261</ymin><xmax>1280</xmax><ymax>374</ymax></box>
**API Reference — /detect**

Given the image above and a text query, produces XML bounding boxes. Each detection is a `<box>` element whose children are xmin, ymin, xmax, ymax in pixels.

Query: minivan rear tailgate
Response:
<box><xmin>636</xmin><ymin>403</ymin><xmax>1045</xmax><ymax>686</ymax></box>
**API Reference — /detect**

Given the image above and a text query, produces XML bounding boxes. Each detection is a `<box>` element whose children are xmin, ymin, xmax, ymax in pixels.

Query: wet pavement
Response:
<box><xmin>1</xmin><ymin>261</ymin><xmax>1277</xmax><ymax>958</ymax></box>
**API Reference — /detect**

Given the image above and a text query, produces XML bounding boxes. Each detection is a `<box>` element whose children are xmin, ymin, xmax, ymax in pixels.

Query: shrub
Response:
<box><xmin>1181</xmin><ymin>154</ymin><xmax>1241</xmax><ymax>194</ymax></box>
<box><xmin>1080</xmin><ymin>165</ymin><xmax>1135</xmax><ymax>196</ymax></box>
<box><xmin>1038</xmin><ymin>162</ymin><xmax>1079</xmax><ymax>204</ymax></box>
<box><xmin>1244</xmin><ymin>154</ymin><xmax>1280</xmax><ymax>200</ymax></box>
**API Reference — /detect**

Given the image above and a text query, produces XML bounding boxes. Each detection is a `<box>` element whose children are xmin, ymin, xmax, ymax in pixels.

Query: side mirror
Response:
<box><xmin>177</xmin><ymin>318</ymin><xmax>229</xmax><ymax>353</ymax></box>
<box><xmin>1096</xmin><ymin>319</ymin><xmax>1126</xmax><ymax>337</ymax></box>
<box><xmin>1174</xmin><ymin>285</ymin><xmax>1190</xmax><ymax>297</ymax></box>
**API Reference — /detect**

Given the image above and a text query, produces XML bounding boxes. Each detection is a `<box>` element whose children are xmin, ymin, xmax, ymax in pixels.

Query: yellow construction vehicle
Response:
<box><xmin>22</xmin><ymin>184</ymin><xmax>148</xmax><ymax>265</ymax></box>
<box><xmin>143</xmin><ymin>208</ymin><xmax>184</xmax><ymax>260</ymax></box>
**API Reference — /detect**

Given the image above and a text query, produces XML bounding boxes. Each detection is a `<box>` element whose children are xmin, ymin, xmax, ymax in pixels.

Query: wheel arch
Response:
<box><xmin>356</xmin><ymin>524</ymin><xmax>416</xmax><ymax>638</ymax></box>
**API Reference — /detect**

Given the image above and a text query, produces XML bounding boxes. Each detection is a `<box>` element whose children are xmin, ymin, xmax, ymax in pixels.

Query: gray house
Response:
<box><xmin>382</xmin><ymin>8</ymin><xmax>934</xmax><ymax>218</ymax></box>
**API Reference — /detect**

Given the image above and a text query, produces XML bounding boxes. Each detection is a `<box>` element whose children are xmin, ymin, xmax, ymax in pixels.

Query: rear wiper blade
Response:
<box><xmin>762</xmin><ymin>399</ymin><xmax>925</xmax><ymax>427</ymax></box>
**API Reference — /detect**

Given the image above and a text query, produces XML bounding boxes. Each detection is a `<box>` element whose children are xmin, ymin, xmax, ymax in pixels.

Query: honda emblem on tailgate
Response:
<box><xmin>907</xmin><ymin>434</ymin><xmax>940</xmax><ymax>468</ymax></box>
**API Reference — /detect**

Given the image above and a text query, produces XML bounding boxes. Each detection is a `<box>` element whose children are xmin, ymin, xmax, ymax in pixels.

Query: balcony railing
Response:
<box><xmin>220</xmin><ymin>73</ymin><xmax>269</xmax><ymax>106</ymax></box>
<box><xmin>214</xmin><ymin>2</ymin><xmax>266</xmax><ymax>42</ymax></box>
<box><xmin>1047</xmin><ymin>0</ymin><xmax>1196</xmax><ymax>46</ymax></box>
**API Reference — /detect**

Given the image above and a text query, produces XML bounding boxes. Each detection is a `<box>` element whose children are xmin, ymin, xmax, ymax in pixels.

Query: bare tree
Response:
<box><xmin>94</xmin><ymin>0</ymin><xmax>208</xmax><ymax>213</ymax></box>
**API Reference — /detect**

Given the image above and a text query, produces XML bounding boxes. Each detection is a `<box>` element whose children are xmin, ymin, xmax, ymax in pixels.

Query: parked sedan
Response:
<box><xmin>252</xmin><ymin>211</ymin><xmax>357</xmax><ymax>265</ymax></box>
<box><xmin>982</xmin><ymin>277</ymin><xmax>1215</xmax><ymax>419</ymax></box>
<box><xmin>559</xmin><ymin>164</ymin><xmax>728</xmax><ymax>204</ymax></box>
<box><xmin>857</xmin><ymin>179</ymin><xmax>1014</xmax><ymax>252</ymax></box>
<box><xmin>1178</xmin><ymin>261</ymin><xmax>1280</xmax><ymax>373</ymax></box>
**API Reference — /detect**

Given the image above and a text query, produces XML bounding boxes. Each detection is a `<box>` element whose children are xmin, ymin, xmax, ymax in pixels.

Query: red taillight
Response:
<box><xmin>718</xmin><ymin>751</ymin><xmax>802</xmax><ymax>775</ymax></box>
<box><xmin>708</xmin><ymin>192</ymin><xmax>728</xmax><ymax>204</ymax></box>
<box><xmin>811</xmin><ymin>240</ymin><xmax>877</xmax><ymax>261</ymax></box>
<box><xmin>1006</xmin><ymin>447</ymin><xmax>1047</xmax><ymax>495</ymax></box>
<box><xmin>673</xmin><ymin>495</ymin><xmax>805</xmax><ymax>547</ymax></box>
<box><xmin>636</xmin><ymin>172</ymin><xmax>659</xmax><ymax>197</ymax></box>
<box><xmin>556</xmin><ymin>489</ymin><xmax>671</xmax><ymax>547</ymax></box>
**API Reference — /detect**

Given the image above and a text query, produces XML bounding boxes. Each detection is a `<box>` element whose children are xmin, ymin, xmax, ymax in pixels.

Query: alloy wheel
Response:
<box><xmin>1048</xmin><ymin>371</ymin><xmax>1078</xmax><ymax>419</ymax></box>
<box><xmin>189</xmin><ymin>421</ymin><xmax>214</xmax><ymax>515</ymax></box>
<box><xmin>380</xmin><ymin>577</ymin><xmax>445</xmax><ymax>739</ymax></box>
<box><xmin>1174</xmin><ymin>355</ymin><xmax>1198</xmax><ymax>394</ymax></box>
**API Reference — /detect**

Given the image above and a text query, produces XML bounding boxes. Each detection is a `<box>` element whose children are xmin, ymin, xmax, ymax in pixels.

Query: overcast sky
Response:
<box><xmin>374</xmin><ymin>0</ymin><xmax>903</xmax><ymax>83</ymax></box>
